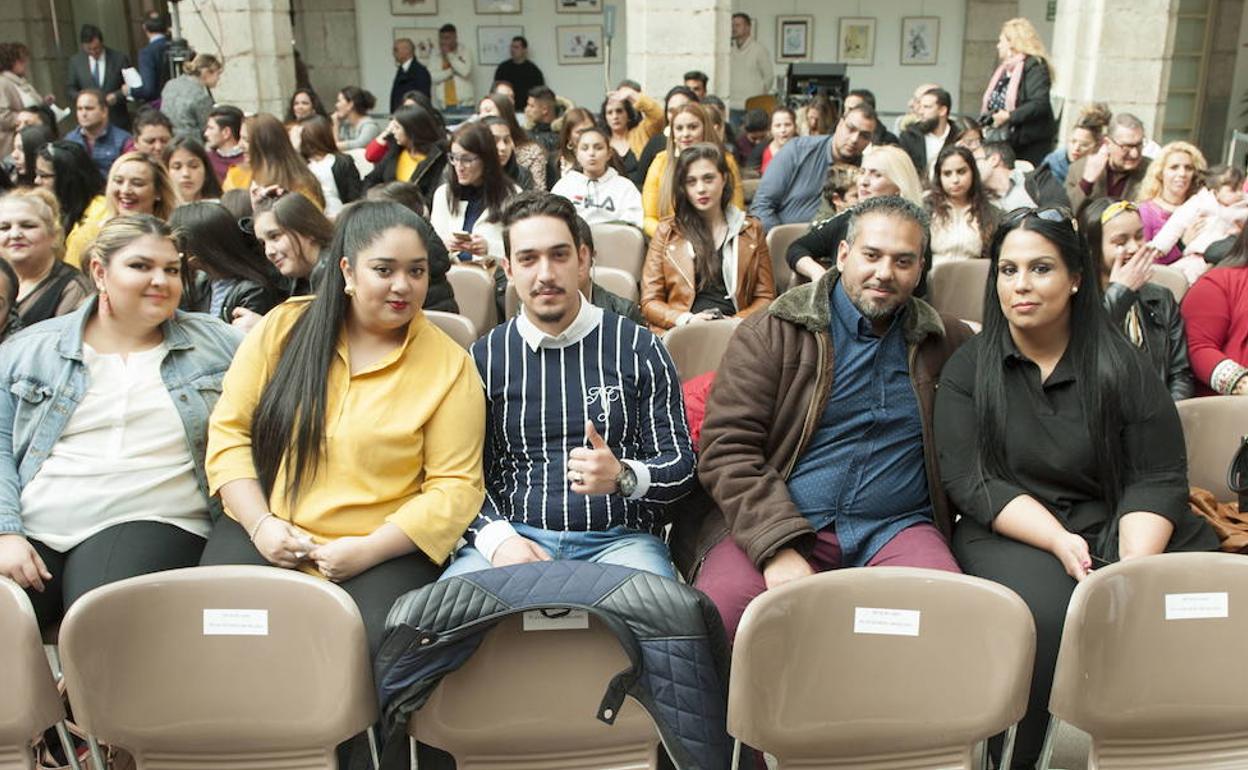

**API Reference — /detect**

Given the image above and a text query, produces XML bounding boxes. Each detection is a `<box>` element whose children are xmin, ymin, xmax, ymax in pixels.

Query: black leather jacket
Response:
<box><xmin>182</xmin><ymin>271</ymin><xmax>288</xmax><ymax>324</ymax></box>
<box><xmin>1102</xmin><ymin>281</ymin><xmax>1195</xmax><ymax>400</ymax></box>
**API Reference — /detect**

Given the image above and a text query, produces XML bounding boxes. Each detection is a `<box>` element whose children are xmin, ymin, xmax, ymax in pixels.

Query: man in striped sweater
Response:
<box><xmin>442</xmin><ymin>192</ymin><xmax>697</xmax><ymax>579</ymax></box>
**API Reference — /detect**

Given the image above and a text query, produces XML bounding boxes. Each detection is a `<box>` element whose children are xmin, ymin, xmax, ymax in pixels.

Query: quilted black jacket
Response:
<box><xmin>374</xmin><ymin>561</ymin><xmax>732</xmax><ymax>770</ymax></box>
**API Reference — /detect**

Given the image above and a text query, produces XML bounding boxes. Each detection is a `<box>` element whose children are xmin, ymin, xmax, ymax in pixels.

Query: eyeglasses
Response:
<box><xmin>449</xmin><ymin>154</ymin><xmax>481</xmax><ymax>167</ymax></box>
<box><xmin>1001</xmin><ymin>206</ymin><xmax>1073</xmax><ymax>229</ymax></box>
<box><xmin>1099</xmin><ymin>200</ymin><xmax>1138</xmax><ymax>225</ymax></box>
<box><xmin>1108</xmin><ymin>137</ymin><xmax>1144</xmax><ymax>154</ymax></box>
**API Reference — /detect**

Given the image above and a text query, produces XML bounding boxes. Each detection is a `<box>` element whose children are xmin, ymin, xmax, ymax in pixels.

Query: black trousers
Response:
<box><xmin>28</xmin><ymin>520</ymin><xmax>207</xmax><ymax>632</ymax></box>
<box><xmin>198</xmin><ymin>515</ymin><xmax>441</xmax><ymax>657</ymax></box>
<box><xmin>953</xmin><ymin>518</ymin><xmax>1077</xmax><ymax>770</ymax></box>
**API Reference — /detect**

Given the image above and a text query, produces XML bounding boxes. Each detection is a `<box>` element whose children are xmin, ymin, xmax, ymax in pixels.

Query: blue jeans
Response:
<box><xmin>441</xmin><ymin>523</ymin><xmax>677</xmax><ymax>580</ymax></box>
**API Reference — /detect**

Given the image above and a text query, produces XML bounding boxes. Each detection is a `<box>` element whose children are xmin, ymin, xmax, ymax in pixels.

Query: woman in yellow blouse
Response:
<box><xmin>642</xmin><ymin>103</ymin><xmax>744</xmax><ymax>236</ymax></box>
<box><xmin>202</xmin><ymin>200</ymin><xmax>485</xmax><ymax>654</ymax></box>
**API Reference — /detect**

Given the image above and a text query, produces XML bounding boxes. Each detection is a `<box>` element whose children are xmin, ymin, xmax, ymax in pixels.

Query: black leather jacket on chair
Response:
<box><xmin>1103</xmin><ymin>281</ymin><xmax>1195</xmax><ymax>400</ymax></box>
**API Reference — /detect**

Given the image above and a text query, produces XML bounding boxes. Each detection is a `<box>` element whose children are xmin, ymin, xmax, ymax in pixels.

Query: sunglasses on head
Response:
<box><xmin>1001</xmin><ymin>206</ymin><xmax>1074</xmax><ymax>229</ymax></box>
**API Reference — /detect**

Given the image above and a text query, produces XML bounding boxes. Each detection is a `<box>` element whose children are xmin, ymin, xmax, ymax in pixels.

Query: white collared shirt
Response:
<box><xmin>515</xmin><ymin>293</ymin><xmax>604</xmax><ymax>352</ymax></box>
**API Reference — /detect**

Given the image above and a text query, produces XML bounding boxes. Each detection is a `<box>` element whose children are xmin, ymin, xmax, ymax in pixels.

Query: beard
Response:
<box><xmin>913</xmin><ymin>117</ymin><xmax>940</xmax><ymax>135</ymax></box>
<box><xmin>845</xmin><ymin>280</ymin><xmax>905</xmax><ymax>323</ymax></box>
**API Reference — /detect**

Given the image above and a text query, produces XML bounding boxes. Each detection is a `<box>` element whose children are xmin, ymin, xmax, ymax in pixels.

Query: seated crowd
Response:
<box><xmin>0</xmin><ymin>13</ymin><xmax>1247</xmax><ymax>770</ymax></box>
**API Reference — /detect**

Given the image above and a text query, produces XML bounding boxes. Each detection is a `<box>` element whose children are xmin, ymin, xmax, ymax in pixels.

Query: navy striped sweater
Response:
<box><xmin>469</xmin><ymin>311</ymin><xmax>696</xmax><ymax>539</ymax></box>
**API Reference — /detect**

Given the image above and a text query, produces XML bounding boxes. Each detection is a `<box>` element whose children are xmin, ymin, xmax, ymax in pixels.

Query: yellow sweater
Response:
<box><xmin>642</xmin><ymin>150</ymin><xmax>746</xmax><ymax>237</ymax></box>
<box><xmin>206</xmin><ymin>298</ymin><xmax>486</xmax><ymax>565</ymax></box>
<box><xmin>63</xmin><ymin>196</ymin><xmax>108</xmax><ymax>269</ymax></box>
<box><xmin>626</xmin><ymin>94</ymin><xmax>665</xmax><ymax>158</ymax></box>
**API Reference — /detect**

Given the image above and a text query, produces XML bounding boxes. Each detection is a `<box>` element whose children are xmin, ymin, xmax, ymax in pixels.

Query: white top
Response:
<box><xmin>551</xmin><ymin>168</ymin><xmax>644</xmax><ymax>229</ymax></box>
<box><xmin>21</xmin><ymin>343</ymin><xmax>210</xmax><ymax>552</ymax></box>
<box><xmin>729</xmin><ymin>37</ymin><xmax>774</xmax><ymax>110</ymax></box>
<box><xmin>929</xmin><ymin>204</ymin><xmax>986</xmax><ymax>265</ymax></box>
<box><xmin>923</xmin><ymin>124</ymin><xmax>951</xmax><ymax>179</ymax></box>
<box><xmin>308</xmin><ymin>154</ymin><xmax>344</xmax><ymax>218</ymax></box>
<box><xmin>428</xmin><ymin>182</ymin><xmax>521</xmax><ymax>263</ymax></box>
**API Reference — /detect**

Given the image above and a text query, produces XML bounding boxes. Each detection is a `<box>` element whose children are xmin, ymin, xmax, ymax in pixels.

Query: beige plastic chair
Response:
<box><xmin>1177</xmin><ymin>396</ymin><xmax>1248</xmax><ymax>501</ymax></box>
<box><xmin>425</xmin><ymin>310</ymin><xmax>477</xmax><ymax>350</ymax></box>
<box><xmin>58</xmin><ymin>566</ymin><xmax>377</xmax><ymax>770</ymax></box>
<box><xmin>590</xmin><ymin>223</ymin><xmax>646</xmax><ymax>282</ymax></box>
<box><xmin>729</xmin><ymin>567</ymin><xmax>1035</xmax><ymax>769</ymax></box>
<box><xmin>741</xmin><ymin>177</ymin><xmax>761</xmax><ymax>205</ymax></box>
<box><xmin>591</xmin><ymin>265</ymin><xmax>639</xmax><ymax>304</ymax></box>
<box><xmin>928</xmin><ymin>259</ymin><xmax>991</xmax><ymax>325</ymax></box>
<box><xmin>409</xmin><ymin>612</ymin><xmax>661</xmax><ymax>769</ymax></box>
<box><xmin>446</xmin><ymin>265</ymin><xmax>498</xmax><ymax>337</ymax></box>
<box><xmin>1045</xmin><ymin>552</ymin><xmax>1248</xmax><ymax>770</ymax></box>
<box><xmin>1149</xmin><ymin>264</ymin><xmax>1189</xmax><ymax>302</ymax></box>
<box><xmin>662</xmin><ymin>318</ymin><xmax>741</xmax><ymax>381</ymax></box>
<box><xmin>0</xmin><ymin>578</ymin><xmax>77</xmax><ymax>770</ymax></box>
<box><xmin>765</xmin><ymin>223</ymin><xmax>806</xmax><ymax>295</ymax></box>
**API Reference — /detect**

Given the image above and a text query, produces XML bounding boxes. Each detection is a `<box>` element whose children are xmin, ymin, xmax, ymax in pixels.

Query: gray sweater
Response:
<box><xmin>748</xmin><ymin>135</ymin><xmax>834</xmax><ymax>231</ymax></box>
<box><xmin>160</xmin><ymin>75</ymin><xmax>214</xmax><ymax>140</ymax></box>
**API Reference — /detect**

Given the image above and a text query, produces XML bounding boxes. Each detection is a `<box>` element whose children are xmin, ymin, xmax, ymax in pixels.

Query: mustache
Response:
<box><xmin>529</xmin><ymin>284</ymin><xmax>566</xmax><ymax>297</ymax></box>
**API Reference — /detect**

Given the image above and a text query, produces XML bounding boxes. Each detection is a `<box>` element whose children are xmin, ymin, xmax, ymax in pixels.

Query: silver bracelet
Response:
<box><xmin>246</xmin><ymin>512</ymin><xmax>275</xmax><ymax>541</ymax></box>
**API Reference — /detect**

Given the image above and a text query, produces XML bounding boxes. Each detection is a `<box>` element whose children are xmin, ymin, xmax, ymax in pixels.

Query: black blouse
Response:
<box><xmin>934</xmin><ymin>333</ymin><xmax>1217</xmax><ymax>559</ymax></box>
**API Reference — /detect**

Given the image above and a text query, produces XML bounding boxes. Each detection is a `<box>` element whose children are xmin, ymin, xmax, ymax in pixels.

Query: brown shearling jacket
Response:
<box><xmin>640</xmin><ymin>211</ymin><xmax>776</xmax><ymax>335</ymax></box>
<box><xmin>670</xmin><ymin>268</ymin><xmax>974</xmax><ymax>579</ymax></box>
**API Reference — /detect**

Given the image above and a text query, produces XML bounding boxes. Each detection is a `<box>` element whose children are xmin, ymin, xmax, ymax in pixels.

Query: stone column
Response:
<box><xmin>625</xmin><ymin>0</ymin><xmax>731</xmax><ymax>100</ymax></box>
<box><xmin>1049</xmin><ymin>0</ymin><xmax>1176</xmax><ymax>139</ymax></box>
<box><xmin>0</xmin><ymin>0</ymin><xmax>77</xmax><ymax>105</ymax></box>
<box><xmin>292</xmin><ymin>0</ymin><xmax>361</xmax><ymax>104</ymax></box>
<box><xmin>177</xmin><ymin>0</ymin><xmax>296</xmax><ymax>116</ymax></box>
<box><xmin>959</xmin><ymin>0</ymin><xmax>1019</xmax><ymax>117</ymax></box>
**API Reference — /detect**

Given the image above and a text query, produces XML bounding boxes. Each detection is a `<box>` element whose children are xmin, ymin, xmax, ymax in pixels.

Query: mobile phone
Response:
<box><xmin>452</xmin><ymin>230</ymin><xmax>472</xmax><ymax>241</ymax></box>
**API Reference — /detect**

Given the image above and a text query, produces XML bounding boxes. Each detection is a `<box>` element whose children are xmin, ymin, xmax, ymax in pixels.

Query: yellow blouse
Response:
<box><xmin>642</xmin><ymin>150</ymin><xmax>746</xmax><ymax>237</ymax></box>
<box><xmin>206</xmin><ymin>297</ymin><xmax>486</xmax><ymax>564</ymax></box>
<box><xmin>395</xmin><ymin>150</ymin><xmax>426</xmax><ymax>183</ymax></box>
<box><xmin>222</xmin><ymin>164</ymin><xmax>252</xmax><ymax>192</ymax></box>
<box><xmin>63</xmin><ymin>196</ymin><xmax>108</xmax><ymax>269</ymax></box>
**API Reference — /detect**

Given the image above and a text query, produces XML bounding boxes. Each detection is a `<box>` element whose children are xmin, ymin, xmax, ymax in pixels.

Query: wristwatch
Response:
<box><xmin>615</xmin><ymin>463</ymin><xmax>637</xmax><ymax>497</ymax></box>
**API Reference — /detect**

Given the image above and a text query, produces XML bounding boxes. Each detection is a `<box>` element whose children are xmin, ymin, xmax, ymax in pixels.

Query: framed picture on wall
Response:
<box><xmin>901</xmin><ymin>16</ymin><xmax>940</xmax><ymax>65</ymax></box>
<box><xmin>476</xmin><ymin>0</ymin><xmax>521</xmax><ymax>12</ymax></box>
<box><xmin>556</xmin><ymin>0</ymin><xmax>602</xmax><ymax>13</ymax></box>
<box><xmin>838</xmin><ymin>17</ymin><xmax>876</xmax><ymax>66</ymax></box>
<box><xmin>394</xmin><ymin>27</ymin><xmax>440</xmax><ymax>62</ymax></box>
<box><xmin>391</xmin><ymin>0</ymin><xmax>437</xmax><ymax>15</ymax></box>
<box><xmin>775</xmin><ymin>15</ymin><xmax>813</xmax><ymax>62</ymax></box>
<box><xmin>479</xmin><ymin>26</ymin><xmax>524</xmax><ymax>65</ymax></box>
<box><xmin>556</xmin><ymin>25</ymin><xmax>604</xmax><ymax>64</ymax></box>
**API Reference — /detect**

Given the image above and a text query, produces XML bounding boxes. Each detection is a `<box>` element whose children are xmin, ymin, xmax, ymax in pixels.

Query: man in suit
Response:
<box><xmin>129</xmin><ymin>14</ymin><xmax>171</xmax><ymax>106</ymax></box>
<box><xmin>1065</xmin><ymin>113</ymin><xmax>1149</xmax><ymax>214</ymax></box>
<box><xmin>390</xmin><ymin>38</ymin><xmax>430</xmax><ymax>113</ymax></box>
<box><xmin>66</xmin><ymin>25</ymin><xmax>132</xmax><ymax>131</ymax></box>
<box><xmin>899</xmin><ymin>87</ymin><xmax>958</xmax><ymax>181</ymax></box>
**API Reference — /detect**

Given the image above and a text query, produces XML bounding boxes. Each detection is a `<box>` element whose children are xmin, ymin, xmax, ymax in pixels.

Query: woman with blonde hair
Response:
<box><xmin>243</xmin><ymin>113</ymin><xmax>325</xmax><ymax>209</ymax></box>
<box><xmin>981</xmin><ymin>17</ymin><xmax>1057</xmax><ymax>166</ymax></box>
<box><xmin>642</xmin><ymin>102</ymin><xmax>744</xmax><ymax>236</ymax></box>
<box><xmin>0</xmin><ymin>187</ymin><xmax>92</xmax><ymax>326</ymax></box>
<box><xmin>161</xmin><ymin>53</ymin><xmax>223</xmax><ymax>141</ymax></box>
<box><xmin>0</xmin><ymin>213</ymin><xmax>241</xmax><ymax>632</ymax></box>
<box><xmin>787</xmin><ymin>145</ymin><xmax>929</xmax><ymax>284</ymax></box>
<box><xmin>1136</xmin><ymin>140</ymin><xmax>1207</xmax><ymax>266</ymax></box>
<box><xmin>64</xmin><ymin>151</ymin><xmax>178</xmax><ymax>269</ymax></box>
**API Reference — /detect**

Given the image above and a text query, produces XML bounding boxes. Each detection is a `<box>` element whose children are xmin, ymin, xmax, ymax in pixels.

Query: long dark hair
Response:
<box><xmin>338</xmin><ymin>86</ymin><xmax>376</xmax><ymax>117</ymax></box>
<box><xmin>600</xmin><ymin>93</ymin><xmax>641</xmax><ymax>131</ymax></box>
<box><xmin>38</xmin><ymin>140</ymin><xmax>104</xmax><ymax>230</ymax></box>
<box><xmin>247</xmin><ymin>113</ymin><xmax>325</xmax><ymax>208</ymax></box>
<box><xmin>170</xmin><ymin>201</ymin><xmax>281</xmax><ymax>289</ymax></box>
<box><xmin>556</xmin><ymin>107</ymin><xmax>597</xmax><ymax>166</ymax></box>
<box><xmin>481</xmin><ymin>93</ymin><xmax>533</xmax><ymax>148</ymax></box>
<box><xmin>296</xmin><ymin>115</ymin><xmax>339</xmax><ymax>161</ymax></box>
<box><xmin>393</xmin><ymin>103</ymin><xmax>446</xmax><ymax>156</ymax></box>
<box><xmin>163</xmin><ymin>136</ymin><xmax>224</xmax><ymax>199</ymax></box>
<box><xmin>284</xmin><ymin>87</ymin><xmax>328</xmax><ymax>123</ymax></box>
<box><xmin>250</xmin><ymin>200</ymin><xmax>436</xmax><ymax>502</ymax></box>
<box><xmin>15</xmin><ymin>125</ymin><xmax>55</xmax><ymax>186</ymax></box>
<box><xmin>446</xmin><ymin>122</ymin><xmax>513</xmax><ymax>224</ymax></box>
<box><xmin>976</xmin><ymin>213</ymin><xmax>1150</xmax><ymax>515</ymax></box>
<box><xmin>927</xmin><ymin>144</ymin><xmax>997</xmax><ymax>245</ymax></box>
<box><xmin>671</xmin><ymin>143</ymin><xmax>734</xmax><ymax>291</ymax></box>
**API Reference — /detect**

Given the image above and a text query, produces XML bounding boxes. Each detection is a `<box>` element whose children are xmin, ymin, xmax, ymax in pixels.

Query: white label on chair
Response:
<box><xmin>203</xmin><ymin>609</ymin><xmax>269</xmax><ymax>636</ymax></box>
<box><xmin>853</xmin><ymin>607</ymin><xmax>921</xmax><ymax>637</ymax></box>
<box><xmin>1164</xmin><ymin>592</ymin><xmax>1228</xmax><ymax>620</ymax></box>
<box><xmin>522</xmin><ymin>609</ymin><xmax>590</xmax><ymax>631</ymax></box>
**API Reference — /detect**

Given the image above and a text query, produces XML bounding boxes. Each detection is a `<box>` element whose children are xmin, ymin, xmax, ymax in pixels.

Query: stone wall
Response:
<box><xmin>178</xmin><ymin>0</ymin><xmax>296</xmax><ymax>116</ymax></box>
<box><xmin>625</xmin><ymin>0</ymin><xmax>730</xmax><ymax>99</ymax></box>
<box><xmin>1200</xmin><ymin>0</ymin><xmax>1242</xmax><ymax>159</ymax></box>
<box><xmin>0</xmin><ymin>0</ymin><xmax>78</xmax><ymax>107</ymax></box>
<box><xmin>292</xmin><ymin>0</ymin><xmax>360</xmax><ymax>104</ymax></box>
<box><xmin>959</xmin><ymin>0</ymin><xmax>1019</xmax><ymax>118</ymax></box>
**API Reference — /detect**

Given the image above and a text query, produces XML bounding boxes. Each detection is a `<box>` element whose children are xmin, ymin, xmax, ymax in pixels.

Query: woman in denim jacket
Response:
<box><xmin>0</xmin><ymin>214</ymin><xmax>241</xmax><ymax>630</ymax></box>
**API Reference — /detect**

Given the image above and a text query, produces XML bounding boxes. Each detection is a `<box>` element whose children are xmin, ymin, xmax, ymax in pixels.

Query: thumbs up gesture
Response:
<box><xmin>567</xmin><ymin>420</ymin><xmax>624</xmax><ymax>496</ymax></box>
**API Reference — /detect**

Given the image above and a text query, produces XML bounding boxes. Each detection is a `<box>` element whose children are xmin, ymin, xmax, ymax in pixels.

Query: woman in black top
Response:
<box><xmin>361</xmin><ymin>102</ymin><xmax>449</xmax><ymax>202</ymax></box>
<box><xmin>1078</xmin><ymin>198</ymin><xmax>1195</xmax><ymax>400</ymax></box>
<box><xmin>980</xmin><ymin>18</ymin><xmax>1057</xmax><ymax>166</ymax></box>
<box><xmin>933</xmin><ymin>208</ymin><xmax>1218</xmax><ymax>769</ymax></box>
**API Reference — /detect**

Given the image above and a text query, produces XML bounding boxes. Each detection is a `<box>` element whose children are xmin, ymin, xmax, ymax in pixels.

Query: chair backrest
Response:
<box><xmin>0</xmin><ymin>578</ymin><xmax>65</xmax><ymax>767</ymax></box>
<box><xmin>1149</xmin><ymin>264</ymin><xmax>1189</xmax><ymax>302</ymax></box>
<box><xmin>1177</xmin><ymin>396</ymin><xmax>1248</xmax><ymax>501</ymax></box>
<box><xmin>591</xmin><ymin>265</ymin><xmax>639</xmax><ymax>303</ymax></box>
<box><xmin>741</xmin><ymin>177</ymin><xmax>761</xmax><ymax>205</ymax></box>
<box><xmin>662</xmin><ymin>318</ymin><xmax>741</xmax><ymax>381</ymax></box>
<box><xmin>927</xmin><ymin>259</ymin><xmax>991</xmax><ymax>324</ymax></box>
<box><xmin>729</xmin><ymin>567</ymin><xmax>1035</xmax><ymax>769</ymax></box>
<box><xmin>446</xmin><ymin>265</ymin><xmax>498</xmax><ymax>337</ymax></box>
<box><xmin>426</xmin><ymin>310</ymin><xmax>477</xmax><ymax>350</ymax></box>
<box><xmin>764</xmin><ymin>223</ymin><xmax>806</xmax><ymax>295</ymax></box>
<box><xmin>410</xmin><ymin>612</ymin><xmax>660</xmax><ymax>769</ymax></box>
<box><xmin>1050</xmin><ymin>553</ymin><xmax>1248</xmax><ymax>767</ymax></box>
<box><xmin>744</xmin><ymin>95</ymin><xmax>777</xmax><ymax>114</ymax></box>
<box><xmin>59</xmin><ymin>566</ymin><xmax>376</xmax><ymax>768</ymax></box>
<box><xmin>590</xmin><ymin>223</ymin><xmax>646</xmax><ymax>282</ymax></box>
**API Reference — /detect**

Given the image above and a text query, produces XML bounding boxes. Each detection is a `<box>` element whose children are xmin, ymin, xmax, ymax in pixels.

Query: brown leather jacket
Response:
<box><xmin>670</xmin><ymin>268</ymin><xmax>974</xmax><ymax>579</ymax></box>
<box><xmin>640</xmin><ymin>211</ymin><xmax>776</xmax><ymax>335</ymax></box>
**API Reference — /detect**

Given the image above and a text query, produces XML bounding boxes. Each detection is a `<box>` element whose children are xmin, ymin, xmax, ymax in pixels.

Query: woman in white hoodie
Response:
<box><xmin>551</xmin><ymin>126</ymin><xmax>644</xmax><ymax>230</ymax></box>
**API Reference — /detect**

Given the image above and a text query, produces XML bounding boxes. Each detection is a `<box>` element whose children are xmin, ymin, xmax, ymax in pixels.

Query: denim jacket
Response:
<box><xmin>0</xmin><ymin>299</ymin><xmax>243</xmax><ymax>535</ymax></box>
